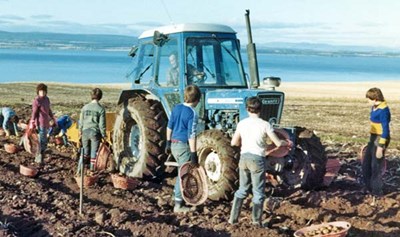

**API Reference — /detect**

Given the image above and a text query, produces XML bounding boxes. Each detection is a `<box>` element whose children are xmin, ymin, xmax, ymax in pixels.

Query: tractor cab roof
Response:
<box><xmin>139</xmin><ymin>23</ymin><xmax>236</xmax><ymax>39</ymax></box>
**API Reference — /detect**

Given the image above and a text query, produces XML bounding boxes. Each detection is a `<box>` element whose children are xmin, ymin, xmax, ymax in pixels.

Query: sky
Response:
<box><xmin>0</xmin><ymin>0</ymin><xmax>399</xmax><ymax>48</ymax></box>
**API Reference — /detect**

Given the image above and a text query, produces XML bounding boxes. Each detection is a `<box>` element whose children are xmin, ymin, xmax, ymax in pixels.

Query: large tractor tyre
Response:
<box><xmin>113</xmin><ymin>97</ymin><xmax>167</xmax><ymax>180</ymax></box>
<box><xmin>296</xmin><ymin>127</ymin><xmax>327</xmax><ymax>189</ymax></box>
<box><xmin>197</xmin><ymin>130</ymin><xmax>240</xmax><ymax>201</ymax></box>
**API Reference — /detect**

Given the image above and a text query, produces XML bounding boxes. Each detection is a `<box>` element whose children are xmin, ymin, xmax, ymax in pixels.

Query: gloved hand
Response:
<box><xmin>165</xmin><ymin>140</ymin><xmax>171</xmax><ymax>155</ymax></box>
<box><xmin>190</xmin><ymin>152</ymin><xmax>199</xmax><ymax>166</ymax></box>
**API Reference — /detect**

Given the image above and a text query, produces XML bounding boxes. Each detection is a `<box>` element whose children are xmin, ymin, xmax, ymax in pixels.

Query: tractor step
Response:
<box><xmin>164</xmin><ymin>161</ymin><xmax>179</xmax><ymax>167</ymax></box>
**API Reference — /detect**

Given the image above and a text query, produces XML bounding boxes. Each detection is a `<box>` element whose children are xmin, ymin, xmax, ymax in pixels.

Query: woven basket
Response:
<box><xmin>75</xmin><ymin>174</ymin><xmax>98</xmax><ymax>188</ymax></box>
<box><xmin>111</xmin><ymin>173</ymin><xmax>138</xmax><ymax>190</ymax></box>
<box><xmin>4</xmin><ymin>143</ymin><xmax>18</xmax><ymax>154</ymax></box>
<box><xmin>179</xmin><ymin>162</ymin><xmax>208</xmax><ymax>206</ymax></box>
<box><xmin>20</xmin><ymin>164</ymin><xmax>38</xmax><ymax>177</ymax></box>
<box><xmin>294</xmin><ymin>221</ymin><xmax>351</xmax><ymax>237</ymax></box>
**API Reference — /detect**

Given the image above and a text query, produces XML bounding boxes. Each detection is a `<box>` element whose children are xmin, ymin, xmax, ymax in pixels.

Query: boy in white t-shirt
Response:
<box><xmin>229</xmin><ymin>96</ymin><xmax>290</xmax><ymax>226</ymax></box>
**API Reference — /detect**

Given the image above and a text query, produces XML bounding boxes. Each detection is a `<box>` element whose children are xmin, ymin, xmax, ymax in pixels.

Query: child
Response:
<box><xmin>0</xmin><ymin>107</ymin><xmax>19</xmax><ymax>136</ymax></box>
<box><xmin>30</xmin><ymin>83</ymin><xmax>56</xmax><ymax>164</ymax></box>
<box><xmin>79</xmin><ymin>88</ymin><xmax>106</xmax><ymax>171</ymax></box>
<box><xmin>363</xmin><ymin>87</ymin><xmax>390</xmax><ymax>196</ymax></box>
<box><xmin>48</xmin><ymin>115</ymin><xmax>73</xmax><ymax>146</ymax></box>
<box><xmin>229</xmin><ymin>96</ymin><xmax>290</xmax><ymax>226</ymax></box>
<box><xmin>165</xmin><ymin>85</ymin><xmax>201</xmax><ymax>213</ymax></box>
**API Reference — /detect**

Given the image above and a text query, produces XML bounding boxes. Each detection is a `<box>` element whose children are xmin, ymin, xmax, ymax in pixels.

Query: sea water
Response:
<box><xmin>1</xmin><ymin>48</ymin><xmax>400</xmax><ymax>84</ymax></box>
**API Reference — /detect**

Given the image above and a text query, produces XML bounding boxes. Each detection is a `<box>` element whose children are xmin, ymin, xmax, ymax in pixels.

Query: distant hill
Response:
<box><xmin>1</xmin><ymin>30</ymin><xmax>399</xmax><ymax>57</ymax></box>
<box><xmin>0</xmin><ymin>31</ymin><xmax>136</xmax><ymax>51</ymax></box>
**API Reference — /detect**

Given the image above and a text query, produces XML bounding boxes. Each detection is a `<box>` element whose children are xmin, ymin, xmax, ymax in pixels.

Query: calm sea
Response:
<box><xmin>1</xmin><ymin>48</ymin><xmax>400</xmax><ymax>84</ymax></box>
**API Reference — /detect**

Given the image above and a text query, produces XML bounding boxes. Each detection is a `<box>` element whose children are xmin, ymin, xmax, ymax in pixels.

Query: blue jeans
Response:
<box><xmin>171</xmin><ymin>141</ymin><xmax>190</xmax><ymax>202</ymax></box>
<box><xmin>362</xmin><ymin>134</ymin><xmax>388</xmax><ymax>195</ymax></box>
<box><xmin>82</xmin><ymin>129</ymin><xmax>101</xmax><ymax>158</ymax></box>
<box><xmin>234</xmin><ymin>153</ymin><xmax>266</xmax><ymax>205</ymax></box>
<box><xmin>38</xmin><ymin>126</ymin><xmax>48</xmax><ymax>154</ymax></box>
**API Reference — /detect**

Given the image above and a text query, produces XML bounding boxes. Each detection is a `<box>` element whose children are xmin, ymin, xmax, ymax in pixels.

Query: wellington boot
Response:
<box><xmin>229</xmin><ymin>197</ymin><xmax>244</xmax><ymax>224</ymax></box>
<box><xmin>252</xmin><ymin>203</ymin><xmax>264</xmax><ymax>226</ymax></box>
<box><xmin>173</xmin><ymin>201</ymin><xmax>192</xmax><ymax>213</ymax></box>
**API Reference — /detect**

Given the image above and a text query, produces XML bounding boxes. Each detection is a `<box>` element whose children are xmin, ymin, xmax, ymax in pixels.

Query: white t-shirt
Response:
<box><xmin>236</xmin><ymin>116</ymin><xmax>274</xmax><ymax>156</ymax></box>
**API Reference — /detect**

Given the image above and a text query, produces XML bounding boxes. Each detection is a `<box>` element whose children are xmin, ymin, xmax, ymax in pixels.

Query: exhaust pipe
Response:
<box><xmin>245</xmin><ymin>9</ymin><xmax>260</xmax><ymax>88</ymax></box>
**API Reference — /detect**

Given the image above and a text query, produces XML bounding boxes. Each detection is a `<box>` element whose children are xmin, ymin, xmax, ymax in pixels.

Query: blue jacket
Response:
<box><xmin>0</xmin><ymin>107</ymin><xmax>16</xmax><ymax>130</ymax></box>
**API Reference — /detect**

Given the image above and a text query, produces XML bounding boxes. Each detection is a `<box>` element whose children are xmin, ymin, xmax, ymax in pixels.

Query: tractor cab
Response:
<box><xmin>128</xmin><ymin>23</ymin><xmax>247</xmax><ymax>89</ymax></box>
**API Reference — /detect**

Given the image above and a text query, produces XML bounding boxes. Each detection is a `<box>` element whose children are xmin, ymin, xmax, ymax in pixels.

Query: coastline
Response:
<box><xmin>3</xmin><ymin>80</ymin><xmax>400</xmax><ymax>101</ymax></box>
<box><xmin>276</xmin><ymin>80</ymin><xmax>400</xmax><ymax>101</ymax></box>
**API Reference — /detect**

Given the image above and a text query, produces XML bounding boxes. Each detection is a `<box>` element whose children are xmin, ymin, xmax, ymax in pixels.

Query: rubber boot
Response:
<box><xmin>90</xmin><ymin>158</ymin><xmax>96</xmax><ymax>171</ymax></box>
<box><xmin>35</xmin><ymin>153</ymin><xmax>44</xmax><ymax>165</ymax></box>
<box><xmin>252</xmin><ymin>203</ymin><xmax>264</xmax><ymax>226</ymax></box>
<box><xmin>62</xmin><ymin>135</ymin><xmax>68</xmax><ymax>146</ymax></box>
<box><xmin>228</xmin><ymin>197</ymin><xmax>244</xmax><ymax>224</ymax></box>
<box><xmin>173</xmin><ymin>201</ymin><xmax>191</xmax><ymax>213</ymax></box>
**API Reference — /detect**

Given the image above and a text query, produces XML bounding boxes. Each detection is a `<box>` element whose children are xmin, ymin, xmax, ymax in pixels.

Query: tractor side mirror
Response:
<box><xmin>128</xmin><ymin>46</ymin><xmax>138</xmax><ymax>57</ymax></box>
<box><xmin>153</xmin><ymin>30</ymin><xmax>169</xmax><ymax>47</ymax></box>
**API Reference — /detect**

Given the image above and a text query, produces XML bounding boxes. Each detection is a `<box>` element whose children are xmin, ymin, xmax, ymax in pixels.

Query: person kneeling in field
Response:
<box><xmin>229</xmin><ymin>96</ymin><xmax>291</xmax><ymax>226</ymax></box>
<box><xmin>79</xmin><ymin>88</ymin><xmax>106</xmax><ymax>171</ymax></box>
<box><xmin>48</xmin><ymin>115</ymin><xmax>73</xmax><ymax>146</ymax></box>
<box><xmin>0</xmin><ymin>107</ymin><xmax>19</xmax><ymax>136</ymax></box>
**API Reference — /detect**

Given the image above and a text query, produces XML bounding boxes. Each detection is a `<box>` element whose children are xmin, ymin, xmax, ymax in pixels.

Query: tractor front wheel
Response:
<box><xmin>197</xmin><ymin>130</ymin><xmax>239</xmax><ymax>201</ymax></box>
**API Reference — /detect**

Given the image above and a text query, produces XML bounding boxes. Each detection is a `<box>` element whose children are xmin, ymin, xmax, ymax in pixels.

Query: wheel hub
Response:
<box><xmin>129</xmin><ymin>124</ymin><xmax>141</xmax><ymax>162</ymax></box>
<box><xmin>204</xmin><ymin>151</ymin><xmax>221</xmax><ymax>182</ymax></box>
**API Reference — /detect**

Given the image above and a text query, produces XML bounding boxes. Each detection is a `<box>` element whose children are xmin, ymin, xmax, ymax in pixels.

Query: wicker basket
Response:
<box><xmin>294</xmin><ymin>221</ymin><xmax>351</xmax><ymax>237</ymax></box>
<box><xmin>111</xmin><ymin>173</ymin><xmax>138</xmax><ymax>190</ymax></box>
<box><xmin>20</xmin><ymin>164</ymin><xmax>38</xmax><ymax>177</ymax></box>
<box><xmin>75</xmin><ymin>174</ymin><xmax>98</xmax><ymax>188</ymax></box>
<box><xmin>4</xmin><ymin>143</ymin><xmax>18</xmax><ymax>154</ymax></box>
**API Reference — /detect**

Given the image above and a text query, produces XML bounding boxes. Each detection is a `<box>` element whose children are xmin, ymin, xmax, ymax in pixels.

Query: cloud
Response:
<box><xmin>0</xmin><ymin>14</ymin><xmax>25</xmax><ymax>21</ymax></box>
<box><xmin>31</xmin><ymin>15</ymin><xmax>53</xmax><ymax>20</ymax></box>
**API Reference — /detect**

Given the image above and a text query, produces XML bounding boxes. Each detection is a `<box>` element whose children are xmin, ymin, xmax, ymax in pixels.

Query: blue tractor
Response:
<box><xmin>112</xmin><ymin>11</ymin><xmax>326</xmax><ymax>201</ymax></box>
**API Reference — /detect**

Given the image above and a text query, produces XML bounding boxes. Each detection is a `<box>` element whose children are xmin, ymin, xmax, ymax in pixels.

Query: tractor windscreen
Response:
<box><xmin>186</xmin><ymin>37</ymin><xmax>247</xmax><ymax>88</ymax></box>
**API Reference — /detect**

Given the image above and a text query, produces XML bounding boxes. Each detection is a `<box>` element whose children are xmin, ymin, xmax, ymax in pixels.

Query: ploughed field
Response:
<box><xmin>0</xmin><ymin>83</ymin><xmax>400</xmax><ymax>236</ymax></box>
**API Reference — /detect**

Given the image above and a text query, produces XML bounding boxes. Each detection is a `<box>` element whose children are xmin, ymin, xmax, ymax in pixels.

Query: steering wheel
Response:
<box><xmin>193</xmin><ymin>72</ymin><xmax>207</xmax><ymax>84</ymax></box>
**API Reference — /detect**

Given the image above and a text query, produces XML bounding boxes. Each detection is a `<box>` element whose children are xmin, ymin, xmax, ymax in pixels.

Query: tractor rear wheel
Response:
<box><xmin>112</xmin><ymin>97</ymin><xmax>167</xmax><ymax>180</ymax></box>
<box><xmin>197</xmin><ymin>130</ymin><xmax>239</xmax><ymax>201</ymax></box>
<box><xmin>278</xmin><ymin>127</ymin><xmax>326</xmax><ymax>189</ymax></box>
<box><xmin>296</xmin><ymin>127</ymin><xmax>327</xmax><ymax>189</ymax></box>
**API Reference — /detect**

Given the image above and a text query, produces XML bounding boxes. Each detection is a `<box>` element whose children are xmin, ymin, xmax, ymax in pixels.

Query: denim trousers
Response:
<box><xmin>362</xmin><ymin>134</ymin><xmax>388</xmax><ymax>195</ymax></box>
<box><xmin>82</xmin><ymin>129</ymin><xmax>101</xmax><ymax>158</ymax></box>
<box><xmin>38</xmin><ymin>126</ymin><xmax>48</xmax><ymax>154</ymax></box>
<box><xmin>171</xmin><ymin>142</ymin><xmax>190</xmax><ymax>202</ymax></box>
<box><xmin>234</xmin><ymin>153</ymin><xmax>266</xmax><ymax>205</ymax></box>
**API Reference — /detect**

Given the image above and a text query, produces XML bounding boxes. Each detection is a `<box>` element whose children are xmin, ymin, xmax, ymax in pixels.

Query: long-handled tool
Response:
<box><xmin>78</xmin><ymin>147</ymin><xmax>84</xmax><ymax>215</ymax></box>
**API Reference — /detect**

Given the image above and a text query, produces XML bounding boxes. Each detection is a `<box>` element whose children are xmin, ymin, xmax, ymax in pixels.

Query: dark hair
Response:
<box><xmin>366</xmin><ymin>87</ymin><xmax>384</xmax><ymax>101</ymax></box>
<box><xmin>91</xmin><ymin>88</ymin><xmax>103</xmax><ymax>101</ymax></box>
<box><xmin>36</xmin><ymin>83</ymin><xmax>48</xmax><ymax>95</ymax></box>
<box><xmin>10</xmin><ymin>115</ymin><xmax>19</xmax><ymax>123</ymax></box>
<box><xmin>184</xmin><ymin>85</ymin><xmax>201</xmax><ymax>103</ymax></box>
<box><xmin>246</xmin><ymin>96</ymin><xmax>262</xmax><ymax>113</ymax></box>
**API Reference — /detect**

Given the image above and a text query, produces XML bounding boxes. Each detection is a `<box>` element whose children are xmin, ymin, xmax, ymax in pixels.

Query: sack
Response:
<box><xmin>95</xmin><ymin>142</ymin><xmax>112</xmax><ymax>171</ymax></box>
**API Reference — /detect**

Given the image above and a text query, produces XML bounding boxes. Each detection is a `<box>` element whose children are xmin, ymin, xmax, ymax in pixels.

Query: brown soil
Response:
<box><xmin>1</xmin><ymin>106</ymin><xmax>400</xmax><ymax>237</ymax></box>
